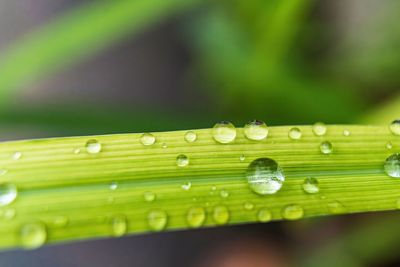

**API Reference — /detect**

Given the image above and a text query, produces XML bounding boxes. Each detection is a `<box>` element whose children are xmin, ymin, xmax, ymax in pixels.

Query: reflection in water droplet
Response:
<box><xmin>288</xmin><ymin>127</ymin><xmax>302</xmax><ymax>140</ymax></box>
<box><xmin>212</xmin><ymin>121</ymin><xmax>236</xmax><ymax>144</ymax></box>
<box><xmin>147</xmin><ymin>210</ymin><xmax>168</xmax><ymax>231</ymax></box>
<box><xmin>320</xmin><ymin>141</ymin><xmax>333</xmax><ymax>154</ymax></box>
<box><xmin>384</xmin><ymin>153</ymin><xmax>400</xmax><ymax>178</ymax></box>
<box><xmin>140</xmin><ymin>133</ymin><xmax>156</xmax><ymax>146</ymax></box>
<box><xmin>246</xmin><ymin>158</ymin><xmax>285</xmax><ymax>195</ymax></box>
<box><xmin>86</xmin><ymin>139</ymin><xmax>102</xmax><ymax>154</ymax></box>
<box><xmin>213</xmin><ymin>205</ymin><xmax>229</xmax><ymax>225</ymax></box>
<box><xmin>110</xmin><ymin>214</ymin><xmax>127</xmax><ymax>237</ymax></box>
<box><xmin>0</xmin><ymin>183</ymin><xmax>17</xmax><ymax>206</ymax></box>
<box><xmin>389</xmin><ymin>120</ymin><xmax>400</xmax><ymax>135</ymax></box>
<box><xmin>20</xmin><ymin>222</ymin><xmax>47</xmax><ymax>249</ymax></box>
<box><xmin>302</xmin><ymin>177</ymin><xmax>319</xmax><ymax>194</ymax></box>
<box><xmin>257</xmin><ymin>208</ymin><xmax>272</xmax><ymax>223</ymax></box>
<box><xmin>282</xmin><ymin>204</ymin><xmax>304</xmax><ymax>220</ymax></box>
<box><xmin>312</xmin><ymin>122</ymin><xmax>327</xmax><ymax>136</ymax></box>
<box><xmin>144</xmin><ymin>191</ymin><xmax>156</xmax><ymax>202</ymax></box>
<box><xmin>187</xmin><ymin>207</ymin><xmax>206</xmax><ymax>228</ymax></box>
<box><xmin>176</xmin><ymin>154</ymin><xmax>189</xmax><ymax>167</ymax></box>
<box><xmin>244</xmin><ymin>120</ymin><xmax>268</xmax><ymax>141</ymax></box>
<box><xmin>184</xmin><ymin>131</ymin><xmax>197</xmax><ymax>143</ymax></box>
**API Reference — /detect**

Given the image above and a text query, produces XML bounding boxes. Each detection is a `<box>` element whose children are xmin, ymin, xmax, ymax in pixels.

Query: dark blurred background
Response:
<box><xmin>0</xmin><ymin>0</ymin><xmax>399</xmax><ymax>266</ymax></box>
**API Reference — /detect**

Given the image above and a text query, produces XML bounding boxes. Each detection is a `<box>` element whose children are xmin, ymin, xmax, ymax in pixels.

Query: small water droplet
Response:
<box><xmin>147</xmin><ymin>210</ymin><xmax>168</xmax><ymax>231</ymax></box>
<box><xmin>320</xmin><ymin>141</ymin><xmax>333</xmax><ymax>154</ymax></box>
<box><xmin>213</xmin><ymin>205</ymin><xmax>229</xmax><ymax>225</ymax></box>
<box><xmin>176</xmin><ymin>154</ymin><xmax>189</xmax><ymax>167</ymax></box>
<box><xmin>4</xmin><ymin>208</ymin><xmax>15</xmax><ymax>220</ymax></box>
<box><xmin>257</xmin><ymin>208</ymin><xmax>272</xmax><ymax>223</ymax></box>
<box><xmin>389</xmin><ymin>120</ymin><xmax>400</xmax><ymax>135</ymax></box>
<box><xmin>12</xmin><ymin>152</ymin><xmax>22</xmax><ymax>160</ymax></box>
<box><xmin>184</xmin><ymin>131</ymin><xmax>197</xmax><ymax>143</ymax></box>
<box><xmin>220</xmin><ymin>189</ymin><xmax>229</xmax><ymax>198</ymax></box>
<box><xmin>0</xmin><ymin>183</ymin><xmax>17</xmax><ymax>206</ymax></box>
<box><xmin>140</xmin><ymin>133</ymin><xmax>156</xmax><ymax>146</ymax></box>
<box><xmin>186</xmin><ymin>207</ymin><xmax>206</xmax><ymax>228</ymax></box>
<box><xmin>110</xmin><ymin>214</ymin><xmax>127</xmax><ymax>237</ymax></box>
<box><xmin>86</xmin><ymin>139</ymin><xmax>102</xmax><ymax>154</ymax></box>
<box><xmin>181</xmin><ymin>182</ymin><xmax>191</xmax><ymax>191</ymax></box>
<box><xmin>53</xmin><ymin>216</ymin><xmax>68</xmax><ymax>227</ymax></box>
<box><xmin>109</xmin><ymin>181</ymin><xmax>118</xmax><ymax>190</ymax></box>
<box><xmin>212</xmin><ymin>121</ymin><xmax>236</xmax><ymax>144</ymax></box>
<box><xmin>246</xmin><ymin>158</ymin><xmax>285</xmax><ymax>195</ymax></box>
<box><xmin>74</xmin><ymin>148</ymin><xmax>81</xmax><ymax>154</ymax></box>
<box><xmin>161</xmin><ymin>143</ymin><xmax>167</xmax><ymax>149</ymax></box>
<box><xmin>0</xmin><ymin>169</ymin><xmax>7</xmax><ymax>176</ymax></box>
<box><xmin>211</xmin><ymin>186</ymin><xmax>217</xmax><ymax>191</ymax></box>
<box><xmin>243</xmin><ymin>202</ymin><xmax>254</xmax><ymax>210</ymax></box>
<box><xmin>288</xmin><ymin>127</ymin><xmax>302</xmax><ymax>140</ymax></box>
<box><xmin>282</xmin><ymin>204</ymin><xmax>304</xmax><ymax>220</ymax></box>
<box><xmin>386</xmin><ymin>142</ymin><xmax>393</xmax><ymax>150</ymax></box>
<box><xmin>327</xmin><ymin>201</ymin><xmax>346</xmax><ymax>214</ymax></box>
<box><xmin>20</xmin><ymin>222</ymin><xmax>47</xmax><ymax>249</ymax></box>
<box><xmin>244</xmin><ymin>120</ymin><xmax>268</xmax><ymax>141</ymax></box>
<box><xmin>312</xmin><ymin>122</ymin><xmax>327</xmax><ymax>136</ymax></box>
<box><xmin>384</xmin><ymin>153</ymin><xmax>400</xmax><ymax>178</ymax></box>
<box><xmin>343</xmin><ymin>129</ymin><xmax>351</xmax><ymax>136</ymax></box>
<box><xmin>239</xmin><ymin>154</ymin><xmax>246</xmax><ymax>162</ymax></box>
<box><xmin>302</xmin><ymin>177</ymin><xmax>319</xmax><ymax>194</ymax></box>
<box><xmin>144</xmin><ymin>191</ymin><xmax>156</xmax><ymax>202</ymax></box>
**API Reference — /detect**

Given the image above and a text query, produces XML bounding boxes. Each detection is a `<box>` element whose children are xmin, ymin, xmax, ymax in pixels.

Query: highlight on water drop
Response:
<box><xmin>246</xmin><ymin>158</ymin><xmax>285</xmax><ymax>195</ymax></box>
<box><xmin>244</xmin><ymin>120</ymin><xmax>268</xmax><ymax>141</ymax></box>
<box><xmin>212</xmin><ymin>121</ymin><xmax>236</xmax><ymax>144</ymax></box>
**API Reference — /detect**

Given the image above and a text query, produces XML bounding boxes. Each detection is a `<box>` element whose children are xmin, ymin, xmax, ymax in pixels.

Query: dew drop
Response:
<box><xmin>302</xmin><ymin>177</ymin><xmax>319</xmax><ymax>194</ymax></box>
<box><xmin>212</xmin><ymin>121</ymin><xmax>236</xmax><ymax>144</ymax></box>
<box><xmin>386</xmin><ymin>142</ymin><xmax>393</xmax><ymax>150</ymax></box>
<box><xmin>389</xmin><ymin>120</ymin><xmax>400</xmax><ymax>135</ymax></box>
<box><xmin>343</xmin><ymin>129</ymin><xmax>351</xmax><ymax>136</ymax></box>
<box><xmin>12</xmin><ymin>152</ymin><xmax>22</xmax><ymax>160</ymax></box>
<box><xmin>320</xmin><ymin>141</ymin><xmax>333</xmax><ymax>154</ymax></box>
<box><xmin>184</xmin><ymin>131</ymin><xmax>197</xmax><ymax>143</ymax></box>
<box><xmin>147</xmin><ymin>210</ymin><xmax>167</xmax><ymax>231</ymax></box>
<box><xmin>246</xmin><ymin>158</ymin><xmax>285</xmax><ymax>195</ymax></box>
<box><xmin>20</xmin><ymin>222</ymin><xmax>47</xmax><ymax>249</ymax></box>
<box><xmin>244</xmin><ymin>120</ymin><xmax>268</xmax><ymax>141</ymax></box>
<box><xmin>288</xmin><ymin>127</ymin><xmax>302</xmax><ymax>140</ymax></box>
<box><xmin>109</xmin><ymin>181</ymin><xmax>118</xmax><ymax>190</ymax></box>
<box><xmin>181</xmin><ymin>182</ymin><xmax>191</xmax><ymax>191</ymax></box>
<box><xmin>140</xmin><ymin>133</ymin><xmax>156</xmax><ymax>146</ymax></box>
<box><xmin>186</xmin><ymin>207</ymin><xmax>206</xmax><ymax>228</ymax></box>
<box><xmin>257</xmin><ymin>208</ymin><xmax>272</xmax><ymax>223</ymax></box>
<box><xmin>327</xmin><ymin>201</ymin><xmax>346</xmax><ymax>214</ymax></box>
<box><xmin>239</xmin><ymin>154</ymin><xmax>246</xmax><ymax>162</ymax></box>
<box><xmin>0</xmin><ymin>169</ymin><xmax>7</xmax><ymax>176</ymax></box>
<box><xmin>312</xmin><ymin>122</ymin><xmax>327</xmax><ymax>136</ymax></box>
<box><xmin>86</xmin><ymin>139</ymin><xmax>102</xmax><ymax>154</ymax></box>
<box><xmin>74</xmin><ymin>148</ymin><xmax>81</xmax><ymax>154</ymax></box>
<box><xmin>213</xmin><ymin>205</ymin><xmax>229</xmax><ymax>225</ymax></box>
<box><xmin>0</xmin><ymin>183</ymin><xmax>17</xmax><ymax>206</ymax></box>
<box><xmin>220</xmin><ymin>189</ymin><xmax>229</xmax><ymax>198</ymax></box>
<box><xmin>243</xmin><ymin>202</ymin><xmax>254</xmax><ymax>210</ymax></box>
<box><xmin>53</xmin><ymin>216</ymin><xmax>68</xmax><ymax>227</ymax></box>
<box><xmin>110</xmin><ymin>215</ymin><xmax>127</xmax><ymax>237</ymax></box>
<box><xmin>176</xmin><ymin>154</ymin><xmax>189</xmax><ymax>167</ymax></box>
<box><xmin>384</xmin><ymin>153</ymin><xmax>400</xmax><ymax>178</ymax></box>
<box><xmin>143</xmin><ymin>191</ymin><xmax>156</xmax><ymax>202</ymax></box>
<box><xmin>282</xmin><ymin>204</ymin><xmax>304</xmax><ymax>220</ymax></box>
<box><xmin>161</xmin><ymin>143</ymin><xmax>167</xmax><ymax>149</ymax></box>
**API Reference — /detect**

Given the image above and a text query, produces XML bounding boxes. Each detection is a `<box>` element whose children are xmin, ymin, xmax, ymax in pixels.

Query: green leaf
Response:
<box><xmin>0</xmin><ymin>124</ymin><xmax>399</xmax><ymax>250</ymax></box>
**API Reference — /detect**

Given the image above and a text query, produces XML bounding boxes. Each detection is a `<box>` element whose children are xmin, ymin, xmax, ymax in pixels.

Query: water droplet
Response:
<box><xmin>327</xmin><ymin>201</ymin><xmax>346</xmax><ymax>214</ymax></box>
<box><xmin>109</xmin><ymin>181</ymin><xmax>118</xmax><ymax>190</ymax></box>
<box><xmin>257</xmin><ymin>208</ymin><xmax>272</xmax><ymax>223</ymax></box>
<box><xmin>302</xmin><ymin>177</ymin><xmax>319</xmax><ymax>194</ymax></box>
<box><xmin>74</xmin><ymin>148</ymin><xmax>81</xmax><ymax>154</ymax></box>
<box><xmin>220</xmin><ymin>189</ymin><xmax>229</xmax><ymax>198</ymax></box>
<box><xmin>176</xmin><ymin>154</ymin><xmax>189</xmax><ymax>167</ymax></box>
<box><xmin>246</xmin><ymin>158</ymin><xmax>285</xmax><ymax>195</ymax></box>
<box><xmin>110</xmin><ymin>215</ymin><xmax>127</xmax><ymax>237</ymax></box>
<box><xmin>12</xmin><ymin>152</ymin><xmax>22</xmax><ymax>160</ymax></box>
<box><xmin>186</xmin><ymin>207</ymin><xmax>206</xmax><ymax>228</ymax></box>
<box><xmin>212</xmin><ymin>121</ymin><xmax>236</xmax><ymax>144</ymax></box>
<box><xmin>143</xmin><ymin>191</ymin><xmax>156</xmax><ymax>202</ymax></box>
<box><xmin>184</xmin><ymin>131</ymin><xmax>197</xmax><ymax>143</ymax></box>
<box><xmin>140</xmin><ymin>133</ymin><xmax>156</xmax><ymax>146</ymax></box>
<box><xmin>86</xmin><ymin>139</ymin><xmax>102</xmax><ymax>154</ymax></box>
<box><xmin>53</xmin><ymin>216</ymin><xmax>68</xmax><ymax>227</ymax></box>
<box><xmin>0</xmin><ymin>183</ymin><xmax>17</xmax><ymax>206</ymax></box>
<box><xmin>211</xmin><ymin>186</ymin><xmax>217</xmax><ymax>191</ymax></box>
<box><xmin>343</xmin><ymin>129</ymin><xmax>351</xmax><ymax>136</ymax></box>
<box><xmin>386</xmin><ymin>142</ymin><xmax>393</xmax><ymax>150</ymax></box>
<box><xmin>0</xmin><ymin>169</ymin><xmax>7</xmax><ymax>176</ymax></box>
<box><xmin>181</xmin><ymin>182</ymin><xmax>191</xmax><ymax>191</ymax></box>
<box><xmin>389</xmin><ymin>120</ymin><xmax>400</xmax><ymax>135</ymax></box>
<box><xmin>320</xmin><ymin>141</ymin><xmax>333</xmax><ymax>154</ymax></box>
<box><xmin>288</xmin><ymin>127</ymin><xmax>302</xmax><ymax>140</ymax></box>
<box><xmin>4</xmin><ymin>208</ymin><xmax>15</xmax><ymax>220</ymax></box>
<box><xmin>282</xmin><ymin>204</ymin><xmax>304</xmax><ymax>220</ymax></box>
<box><xmin>243</xmin><ymin>202</ymin><xmax>254</xmax><ymax>210</ymax></box>
<box><xmin>161</xmin><ymin>143</ymin><xmax>167</xmax><ymax>149</ymax></box>
<box><xmin>20</xmin><ymin>222</ymin><xmax>47</xmax><ymax>249</ymax></box>
<box><xmin>312</xmin><ymin>122</ymin><xmax>327</xmax><ymax>136</ymax></box>
<box><xmin>244</xmin><ymin>120</ymin><xmax>268</xmax><ymax>141</ymax></box>
<box><xmin>213</xmin><ymin>205</ymin><xmax>229</xmax><ymax>225</ymax></box>
<box><xmin>147</xmin><ymin>210</ymin><xmax>168</xmax><ymax>231</ymax></box>
<box><xmin>239</xmin><ymin>154</ymin><xmax>246</xmax><ymax>162</ymax></box>
<box><xmin>384</xmin><ymin>153</ymin><xmax>400</xmax><ymax>178</ymax></box>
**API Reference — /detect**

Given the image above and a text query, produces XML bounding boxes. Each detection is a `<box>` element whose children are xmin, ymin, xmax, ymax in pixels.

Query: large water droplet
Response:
<box><xmin>212</xmin><ymin>121</ymin><xmax>236</xmax><ymax>144</ymax></box>
<box><xmin>288</xmin><ymin>127</ymin><xmax>302</xmax><ymax>140</ymax></box>
<box><xmin>12</xmin><ymin>152</ymin><xmax>22</xmax><ymax>160</ymax></box>
<box><xmin>320</xmin><ymin>141</ymin><xmax>333</xmax><ymax>154</ymax></box>
<box><xmin>282</xmin><ymin>204</ymin><xmax>304</xmax><ymax>220</ymax></box>
<box><xmin>0</xmin><ymin>183</ymin><xmax>17</xmax><ymax>206</ymax></box>
<box><xmin>302</xmin><ymin>177</ymin><xmax>319</xmax><ymax>194</ymax></box>
<box><xmin>184</xmin><ymin>131</ymin><xmax>197</xmax><ymax>143</ymax></box>
<box><xmin>143</xmin><ymin>191</ymin><xmax>156</xmax><ymax>202</ymax></box>
<box><xmin>186</xmin><ymin>207</ymin><xmax>206</xmax><ymax>228</ymax></box>
<box><xmin>244</xmin><ymin>120</ymin><xmax>268</xmax><ymax>141</ymax></box>
<box><xmin>312</xmin><ymin>122</ymin><xmax>327</xmax><ymax>136</ymax></box>
<box><xmin>384</xmin><ymin>153</ymin><xmax>400</xmax><ymax>178</ymax></box>
<box><xmin>86</xmin><ymin>139</ymin><xmax>102</xmax><ymax>154</ymax></box>
<box><xmin>176</xmin><ymin>154</ymin><xmax>189</xmax><ymax>167</ymax></box>
<box><xmin>20</xmin><ymin>222</ymin><xmax>47</xmax><ymax>249</ymax></box>
<box><xmin>140</xmin><ymin>133</ymin><xmax>156</xmax><ymax>146</ymax></box>
<box><xmin>213</xmin><ymin>205</ymin><xmax>229</xmax><ymax>225</ymax></box>
<box><xmin>110</xmin><ymin>215</ymin><xmax>127</xmax><ymax>237</ymax></box>
<box><xmin>257</xmin><ymin>208</ymin><xmax>272</xmax><ymax>223</ymax></box>
<box><xmin>389</xmin><ymin>120</ymin><xmax>400</xmax><ymax>135</ymax></box>
<box><xmin>147</xmin><ymin>210</ymin><xmax>167</xmax><ymax>231</ymax></box>
<box><xmin>246</xmin><ymin>158</ymin><xmax>285</xmax><ymax>195</ymax></box>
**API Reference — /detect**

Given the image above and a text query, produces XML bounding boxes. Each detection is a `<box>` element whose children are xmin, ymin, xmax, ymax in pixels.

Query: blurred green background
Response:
<box><xmin>0</xmin><ymin>0</ymin><xmax>399</xmax><ymax>266</ymax></box>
